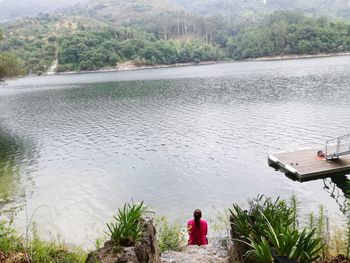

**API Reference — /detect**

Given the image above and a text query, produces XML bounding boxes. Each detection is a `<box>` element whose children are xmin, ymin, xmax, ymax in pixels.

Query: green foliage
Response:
<box><xmin>247</xmin><ymin>195</ymin><xmax>295</xmax><ymax>236</ymax></box>
<box><xmin>57</xmin><ymin>30</ymin><xmax>222</xmax><ymax>70</ymax></box>
<box><xmin>0</xmin><ymin>219</ymin><xmax>24</xmax><ymax>255</ymax></box>
<box><xmin>0</xmin><ymin>27</ymin><xmax>25</xmax><ymax>78</ymax></box>
<box><xmin>106</xmin><ymin>202</ymin><xmax>149</xmax><ymax>247</ymax></box>
<box><xmin>230</xmin><ymin>195</ymin><xmax>323</xmax><ymax>263</ymax></box>
<box><xmin>229</xmin><ymin>11</ymin><xmax>350</xmax><ymax>59</ymax></box>
<box><xmin>1</xmin><ymin>6</ymin><xmax>350</xmax><ymax>74</ymax></box>
<box><xmin>29</xmin><ymin>235</ymin><xmax>86</xmax><ymax>262</ymax></box>
<box><xmin>260</xmin><ymin>210</ymin><xmax>322</xmax><ymax>262</ymax></box>
<box><xmin>0</xmin><ymin>52</ymin><xmax>25</xmax><ymax>79</ymax></box>
<box><xmin>156</xmin><ymin>217</ymin><xmax>185</xmax><ymax>252</ymax></box>
<box><xmin>245</xmin><ymin>237</ymin><xmax>273</xmax><ymax>263</ymax></box>
<box><xmin>0</xmin><ymin>220</ymin><xmax>86</xmax><ymax>262</ymax></box>
<box><xmin>306</xmin><ymin>206</ymin><xmax>332</xmax><ymax>258</ymax></box>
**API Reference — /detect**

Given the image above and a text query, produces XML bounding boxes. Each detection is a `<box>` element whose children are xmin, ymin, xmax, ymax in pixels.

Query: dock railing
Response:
<box><xmin>325</xmin><ymin>134</ymin><xmax>350</xmax><ymax>159</ymax></box>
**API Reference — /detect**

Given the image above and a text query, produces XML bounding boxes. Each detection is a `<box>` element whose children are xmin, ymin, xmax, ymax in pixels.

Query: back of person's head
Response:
<box><xmin>193</xmin><ymin>209</ymin><xmax>202</xmax><ymax>228</ymax></box>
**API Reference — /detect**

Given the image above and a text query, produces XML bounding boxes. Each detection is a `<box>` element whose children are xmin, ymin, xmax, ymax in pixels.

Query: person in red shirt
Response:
<box><xmin>187</xmin><ymin>209</ymin><xmax>208</xmax><ymax>246</ymax></box>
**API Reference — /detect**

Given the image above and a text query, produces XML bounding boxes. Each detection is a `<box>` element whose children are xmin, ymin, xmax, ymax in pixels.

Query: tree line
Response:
<box><xmin>57</xmin><ymin>30</ymin><xmax>223</xmax><ymax>72</ymax></box>
<box><xmin>0</xmin><ymin>10</ymin><xmax>350</xmax><ymax>77</ymax></box>
<box><xmin>227</xmin><ymin>11</ymin><xmax>350</xmax><ymax>59</ymax></box>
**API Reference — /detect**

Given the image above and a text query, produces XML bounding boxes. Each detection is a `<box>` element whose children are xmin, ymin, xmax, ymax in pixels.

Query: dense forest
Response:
<box><xmin>0</xmin><ymin>28</ymin><xmax>24</xmax><ymax>79</ymax></box>
<box><xmin>0</xmin><ymin>0</ymin><xmax>350</xmax><ymax>76</ymax></box>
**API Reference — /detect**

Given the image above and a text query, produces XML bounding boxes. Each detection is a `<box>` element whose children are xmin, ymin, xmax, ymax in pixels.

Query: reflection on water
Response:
<box><xmin>273</xmin><ymin>163</ymin><xmax>350</xmax><ymax>215</ymax></box>
<box><xmin>323</xmin><ymin>175</ymin><xmax>350</xmax><ymax>214</ymax></box>
<box><xmin>0</xmin><ymin>126</ymin><xmax>36</xmax><ymax>214</ymax></box>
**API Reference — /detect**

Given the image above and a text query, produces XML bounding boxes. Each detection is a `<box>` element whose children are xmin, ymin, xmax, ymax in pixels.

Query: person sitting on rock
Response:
<box><xmin>187</xmin><ymin>209</ymin><xmax>208</xmax><ymax>246</ymax></box>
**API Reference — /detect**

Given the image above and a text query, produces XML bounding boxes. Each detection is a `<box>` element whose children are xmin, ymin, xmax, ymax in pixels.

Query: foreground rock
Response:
<box><xmin>86</xmin><ymin>218</ymin><xmax>160</xmax><ymax>263</ymax></box>
<box><xmin>160</xmin><ymin>238</ymin><xmax>231</xmax><ymax>263</ymax></box>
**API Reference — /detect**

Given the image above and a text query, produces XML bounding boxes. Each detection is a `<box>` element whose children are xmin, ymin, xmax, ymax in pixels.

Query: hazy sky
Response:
<box><xmin>0</xmin><ymin>0</ymin><xmax>86</xmax><ymax>6</ymax></box>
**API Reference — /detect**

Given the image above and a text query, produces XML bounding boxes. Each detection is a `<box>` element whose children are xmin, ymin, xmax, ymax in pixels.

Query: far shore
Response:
<box><xmin>2</xmin><ymin>52</ymin><xmax>350</xmax><ymax>81</ymax></box>
<box><xmin>49</xmin><ymin>51</ymin><xmax>350</xmax><ymax>76</ymax></box>
<box><xmin>246</xmin><ymin>51</ymin><xmax>350</xmax><ymax>62</ymax></box>
<box><xmin>49</xmin><ymin>61</ymin><xmax>218</xmax><ymax>76</ymax></box>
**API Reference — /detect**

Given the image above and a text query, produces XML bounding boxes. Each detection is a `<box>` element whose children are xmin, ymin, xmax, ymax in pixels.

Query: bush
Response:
<box><xmin>0</xmin><ymin>52</ymin><xmax>25</xmax><ymax>79</ymax></box>
<box><xmin>156</xmin><ymin>217</ymin><xmax>185</xmax><ymax>252</ymax></box>
<box><xmin>230</xmin><ymin>195</ymin><xmax>323</xmax><ymax>263</ymax></box>
<box><xmin>106</xmin><ymin>202</ymin><xmax>150</xmax><ymax>247</ymax></box>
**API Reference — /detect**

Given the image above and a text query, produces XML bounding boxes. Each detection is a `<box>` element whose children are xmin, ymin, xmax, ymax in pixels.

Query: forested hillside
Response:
<box><xmin>1</xmin><ymin>0</ymin><xmax>350</xmax><ymax>21</ymax></box>
<box><xmin>227</xmin><ymin>11</ymin><xmax>350</xmax><ymax>59</ymax></box>
<box><xmin>0</xmin><ymin>0</ymin><xmax>350</xmax><ymax>76</ymax></box>
<box><xmin>173</xmin><ymin>0</ymin><xmax>350</xmax><ymax>19</ymax></box>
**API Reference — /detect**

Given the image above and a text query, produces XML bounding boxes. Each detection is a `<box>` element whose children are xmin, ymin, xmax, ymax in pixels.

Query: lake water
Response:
<box><xmin>1</xmin><ymin>56</ymin><xmax>350</xmax><ymax>247</ymax></box>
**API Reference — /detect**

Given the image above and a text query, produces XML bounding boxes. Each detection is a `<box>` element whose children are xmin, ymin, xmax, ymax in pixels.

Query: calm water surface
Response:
<box><xmin>1</xmin><ymin>57</ymin><xmax>350</xmax><ymax>247</ymax></box>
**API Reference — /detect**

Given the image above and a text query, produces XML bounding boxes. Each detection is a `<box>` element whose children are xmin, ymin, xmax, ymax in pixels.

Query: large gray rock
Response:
<box><xmin>86</xmin><ymin>218</ymin><xmax>160</xmax><ymax>263</ymax></box>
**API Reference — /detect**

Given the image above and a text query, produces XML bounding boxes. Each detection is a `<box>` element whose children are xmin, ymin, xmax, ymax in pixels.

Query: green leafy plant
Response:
<box><xmin>261</xmin><ymin>210</ymin><xmax>322</xmax><ymax>262</ymax></box>
<box><xmin>156</xmin><ymin>216</ymin><xmax>185</xmax><ymax>252</ymax></box>
<box><xmin>244</xmin><ymin>237</ymin><xmax>273</xmax><ymax>263</ymax></box>
<box><xmin>106</xmin><ymin>201</ymin><xmax>149</xmax><ymax>247</ymax></box>
<box><xmin>230</xmin><ymin>195</ymin><xmax>324</xmax><ymax>263</ymax></box>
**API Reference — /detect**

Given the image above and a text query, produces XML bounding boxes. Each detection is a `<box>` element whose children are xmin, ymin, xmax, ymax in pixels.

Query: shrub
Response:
<box><xmin>106</xmin><ymin>202</ymin><xmax>149</xmax><ymax>247</ymax></box>
<box><xmin>0</xmin><ymin>52</ymin><xmax>25</xmax><ymax>79</ymax></box>
<box><xmin>230</xmin><ymin>195</ymin><xmax>323</xmax><ymax>263</ymax></box>
<box><xmin>156</xmin><ymin>217</ymin><xmax>185</xmax><ymax>252</ymax></box>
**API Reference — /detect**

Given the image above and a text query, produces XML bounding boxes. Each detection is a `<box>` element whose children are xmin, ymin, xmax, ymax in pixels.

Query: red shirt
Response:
<box><xmin>187</xmin><ymin>219</ymin><xmax>208</xmax><ymax>246</ymax></box>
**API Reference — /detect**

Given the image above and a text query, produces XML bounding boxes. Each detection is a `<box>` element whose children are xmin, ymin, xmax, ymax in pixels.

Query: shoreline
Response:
<box><xmin>246</xmin><ymin>51</ymin><xmax>350</xmax><ymax>62</ymax></box>
<box><xmin>49</xmin><ymin>52</ymin><xmax>350</xmax><ymax>76</ymax></box>
<box><xmin>49</xmin><ymin>61</ymin><xmax>218</xmax><ymax>76</ymax></box>
<box><xmin>3</xmin><ymin>52</ymin><xmax>350</xmax><ymax>81</ymax></box>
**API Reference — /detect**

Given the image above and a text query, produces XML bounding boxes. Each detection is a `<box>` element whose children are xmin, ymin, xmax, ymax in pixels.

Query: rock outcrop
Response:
<box><xmin>86</xmin><ymin>218</ymin><xmax>160</xmax><ymax>263</ymax></box>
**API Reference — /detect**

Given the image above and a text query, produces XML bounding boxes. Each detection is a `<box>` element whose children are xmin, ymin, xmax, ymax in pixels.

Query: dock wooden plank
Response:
<box><xmin>269</xmin><ymin>149</ymin><xmax>350</xmax><ymax>180</ymax></box>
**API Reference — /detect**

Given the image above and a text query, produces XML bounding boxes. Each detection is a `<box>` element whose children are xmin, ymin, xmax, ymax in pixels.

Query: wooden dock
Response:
<box><xmin>268</xmin><ymin>148</ymin><xmax>350</xmax><ymax>181</ymax></box>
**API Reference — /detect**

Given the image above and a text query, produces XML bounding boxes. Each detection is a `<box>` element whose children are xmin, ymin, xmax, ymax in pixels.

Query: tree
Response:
<box><xmin>0</xmin><ymin>28</ymin><xmax>25</xmax><ymax>79</ymax></box>
<box><xmin>0</xmin><ymin>52</ymin><xmax>25</xmax><ymax>79</ymax></box>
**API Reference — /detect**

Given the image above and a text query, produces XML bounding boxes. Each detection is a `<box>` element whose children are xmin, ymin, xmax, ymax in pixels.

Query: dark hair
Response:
<box><xmin>194</xmin><ymin>209</ymin><xmax>202</xmax><ymax>228</ymax></box>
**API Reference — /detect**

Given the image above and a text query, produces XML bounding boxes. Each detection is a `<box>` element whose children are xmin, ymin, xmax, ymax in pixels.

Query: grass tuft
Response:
<box><xmin>156</xmin><ymin>216</ymin><xmax>185</xmax><ymax>252</ymax></box>
<box><xmin>0</xmin><ymin>220</ymin><xmax>86</xmax><ymax>263</ymax></box>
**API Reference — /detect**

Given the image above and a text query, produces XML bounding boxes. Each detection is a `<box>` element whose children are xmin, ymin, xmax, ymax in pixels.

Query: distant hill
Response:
<box><xmin>173</xmin><ymin>0</ymin><xmax>350</xmax><ymax>19</ymax></box>
<box><xmin>1</xmin><ymin>0</ymin><xmax>350</xmax><ymax>23</ymax></box>
<box><xmin>66</xmin><ymin>0</ymin><xmax>184</xmax><ymax>25</ymax></box>
<box><xmin>0</xmin><ymin>0</ymin><xmax>88</xmax><ymax>21</ymax></box>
